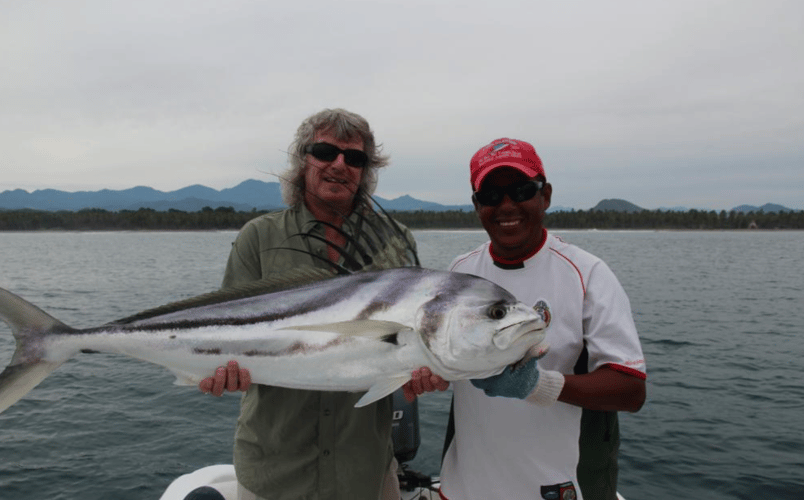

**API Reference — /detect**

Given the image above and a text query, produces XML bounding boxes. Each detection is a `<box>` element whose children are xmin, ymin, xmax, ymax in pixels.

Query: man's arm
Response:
<box><xmin>473</xmin><ymin>359</ymin><xmax>646</xmax><ymax>412</ymax></box>
<box><xmin>221</xmin><ymin>225</ymin><xmax>262</xmax><ymax>289</ymax></box>
<box><xmin>558</xmin><ymin>366</ymin><xmax>645</xmax><ymax>412</ymax></box>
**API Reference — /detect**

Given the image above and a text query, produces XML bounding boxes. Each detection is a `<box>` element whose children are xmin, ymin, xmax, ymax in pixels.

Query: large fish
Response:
<box><xmin>0</xmin><ymin>266</ymin><xmax>550</xmax><ymax>413</ymax></box>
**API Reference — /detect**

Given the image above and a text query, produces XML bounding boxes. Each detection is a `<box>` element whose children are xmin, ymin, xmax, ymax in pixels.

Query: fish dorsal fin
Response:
<box><xmin>280</xmin><ymin>320</ymin><xmax>411</xmax><ymax>339</ymax></box>
<box><xmin>283</xmin><ymin>202</ymin><xmax>420</xmax><ymax>275</ymax></box>
<box><xmin>110</xmin><ymin>266</ymin><xmax>339</xmax><ymax>325</ymax></box>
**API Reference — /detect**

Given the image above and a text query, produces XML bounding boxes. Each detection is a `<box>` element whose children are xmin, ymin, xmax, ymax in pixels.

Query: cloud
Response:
<box><xmin>1</xmin><ymin>0</ymin><xmax>802</xmax><ymax>210</ymax></box>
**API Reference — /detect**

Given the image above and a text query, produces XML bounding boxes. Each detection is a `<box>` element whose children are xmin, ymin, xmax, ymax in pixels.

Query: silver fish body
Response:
<box><xmin>0</xmin><ymin>267</ymin><xmax>549</xmax><ymax>412</ymax></box>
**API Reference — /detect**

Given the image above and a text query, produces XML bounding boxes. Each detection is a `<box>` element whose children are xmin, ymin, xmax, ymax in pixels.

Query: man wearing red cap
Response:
<box><xmin>439</xmin><ymin>138</ymin><xmax>647</xmax><ymax>500</ymax></box>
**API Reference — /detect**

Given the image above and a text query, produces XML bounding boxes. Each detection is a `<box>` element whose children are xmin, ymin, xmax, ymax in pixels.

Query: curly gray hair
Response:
<box><xmin>281</xmin><ymin>108</ymin><xmax>390</xmax><ymax>208</ymax></box>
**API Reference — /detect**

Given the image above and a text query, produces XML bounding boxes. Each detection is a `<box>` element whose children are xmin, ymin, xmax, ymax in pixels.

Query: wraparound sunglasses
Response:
<box><xmin>305</xmin><ymin>143</ymin><xmax>369</xmax><ymax>169</ymax></box>
<box><xmin>473</xmin><ymin>180</ymin><xmax>544</xmax><ymax>207</ymax></box>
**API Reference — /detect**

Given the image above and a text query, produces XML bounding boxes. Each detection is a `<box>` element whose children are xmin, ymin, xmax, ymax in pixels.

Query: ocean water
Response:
<box><xmin>1</xmin><ymin>229</ymin><xmax>803</xmax><ymax>499</ymax></box>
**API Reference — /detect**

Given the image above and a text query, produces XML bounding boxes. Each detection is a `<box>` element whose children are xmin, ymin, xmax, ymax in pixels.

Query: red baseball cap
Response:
<box><xmin>470</xmin><ymin>138</ymin><xmax>545</xmax><ymax>191</ymax></box>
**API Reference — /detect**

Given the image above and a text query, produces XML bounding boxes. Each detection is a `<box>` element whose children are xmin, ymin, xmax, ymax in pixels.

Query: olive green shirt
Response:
<box><xmin>221</xmin><ymin>204</ymin><xmax>417</xmax><ymax>500</ymax></box>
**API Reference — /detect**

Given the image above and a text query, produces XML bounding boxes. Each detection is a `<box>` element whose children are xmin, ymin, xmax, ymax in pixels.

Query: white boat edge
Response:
<box><xmin>160</xmin><ymin>464</ymin><xmax>626</xmax><ymax>500</ymax></box>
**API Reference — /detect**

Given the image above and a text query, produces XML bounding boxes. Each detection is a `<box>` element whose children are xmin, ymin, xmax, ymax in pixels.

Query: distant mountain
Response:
<box><xmin>374</xmin><ymin>195</ymin><xmax>571</xmax><ymax>213</ymax></box>
<box><xmin>731</xmin><ymin>203</ymin><xmax>794</xmax><ymax>213</ymax></box>
<box><xmin>375</xmin><ymin>195</ymin><xmax>472</xmax><ymax>212</ymax></box>
<box><xmin>591</xmin><ymin>199</ymin><xmax>644</xmax><ymax>213</ymax></box>
<box><xmin>1</xmin><ymin>181</ymin><xmax>796</xmax><ymax>214</ymax></box>
<box><xmin>0</xmin><ymin>180</ymin><xmax>285</xmax><ymax>212</ymax></box>
<box><xmin>217</xmin><ymin>179</ymin><xmax>283</xmax><ymax>210</ymax></box>
<box><xmin>0</xmin><ymin>180</ymin><xmax>472</xmax><ymax>213</ymax></box>
<box><xmin>0</xmin><ymin>186</ymin><xmax>168</xmax><ymax>211</ymax></box>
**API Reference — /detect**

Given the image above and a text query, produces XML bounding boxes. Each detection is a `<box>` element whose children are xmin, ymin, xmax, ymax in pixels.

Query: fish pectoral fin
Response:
<box><xmin>354</xmin><ymin>376</ymin><xmax>410</xmax><ymax>408</ymax></box>
<box><xmin>280</xmin><ymin>320</ymin><xmax>411</xmax><ymax>339</ymax></box>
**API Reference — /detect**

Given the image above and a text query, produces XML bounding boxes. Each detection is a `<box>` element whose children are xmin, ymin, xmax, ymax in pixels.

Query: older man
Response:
<box><xmin>198</xmin><ymin>109</ymin><xmax>439</xmax><ymax>500</ymax></box>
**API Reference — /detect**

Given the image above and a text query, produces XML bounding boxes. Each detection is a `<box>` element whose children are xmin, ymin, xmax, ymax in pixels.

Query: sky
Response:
<box><xmin>1</xmin><ymin>0</ymin><xmax>802</xmax><ymax>211</ymax></box>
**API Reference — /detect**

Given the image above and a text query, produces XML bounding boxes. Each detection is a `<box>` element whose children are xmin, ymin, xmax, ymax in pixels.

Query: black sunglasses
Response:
<box><xmin>304</xmin><ymin>142</ymin><xmax>369</xmax><ymax>169</ymax></box>
<box><xmin>473</xmin><ymin>179</ymin><xmax>544</xmax><ymax>207</ymax></box>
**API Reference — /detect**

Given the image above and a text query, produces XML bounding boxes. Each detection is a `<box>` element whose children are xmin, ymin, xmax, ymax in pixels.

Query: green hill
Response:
<box><xmin>592</xmin><ymin>199</ymin><xmax>644</xmax><ymax>212</ymax></box>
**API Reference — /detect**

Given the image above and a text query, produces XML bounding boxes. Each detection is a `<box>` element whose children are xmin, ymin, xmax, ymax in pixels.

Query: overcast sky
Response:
<box><xmin>2</xmin><ymin>0</ymin><xmax>802</xmax><ymax>210</ymax></box>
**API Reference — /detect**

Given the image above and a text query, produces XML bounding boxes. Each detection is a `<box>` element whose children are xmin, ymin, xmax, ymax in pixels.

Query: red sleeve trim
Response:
<box><xmin>603</xmin><ymin>363</ymin><xmax>647</xmax><ymax>380</ymax></box>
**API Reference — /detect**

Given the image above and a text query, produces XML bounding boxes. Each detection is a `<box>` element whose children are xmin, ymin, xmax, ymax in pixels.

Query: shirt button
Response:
<box><xmin>323</xmin><ymin>449</ymin><xmax>330</xmax><ymax>457</ymax></box>
<box><xmin>323</xmin><ymin>409</ymin><xmax>331</xmax><ymax>416</ymax></box>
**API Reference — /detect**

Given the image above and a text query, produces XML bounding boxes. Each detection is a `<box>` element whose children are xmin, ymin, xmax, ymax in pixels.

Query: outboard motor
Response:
<box><xmin>392</xmin><ymin>389</ymin><xmax>437</xmax><ymax>493</ymax></box>
<box><xmin>391</xmin><ymin>388</ymin><xmax>420</xmax><ymax>463</ymax></box>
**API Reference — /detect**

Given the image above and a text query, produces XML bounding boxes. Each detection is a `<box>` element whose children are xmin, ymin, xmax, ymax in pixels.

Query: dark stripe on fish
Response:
<box><xmin>356</xmin><ymin>269</ymin><xmax>437</xmax><ymax>320</ymax></box>
<box><xmin>416</xmin><ymin>273</ymin><xmax>483</xmax><ymax>348</ymax></box>
<box><xmin>191</xmin><ymin>338</ymin><xmax>350</xmax><ymax>357</ymax></box>
<box><xmin>93</xmin><ymin>282</ymin><xmax>369</xmax><ymax>334</ymax></box>
<box><xmin>193</xmin><ymin>348</ymin><xmax>222</xmax><ymax>355</ymax></box>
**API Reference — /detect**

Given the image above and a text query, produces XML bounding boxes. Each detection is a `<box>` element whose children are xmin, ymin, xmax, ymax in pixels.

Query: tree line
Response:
<box><xmin>0</xmin><ymin>206</ymin><xmax>802</xmax><ymax>231</ymax></box>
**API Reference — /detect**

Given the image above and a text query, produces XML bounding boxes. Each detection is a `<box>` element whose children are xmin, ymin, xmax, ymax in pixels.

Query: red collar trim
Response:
<box><xmin>489</xmin><ymin>228</ymin><xmax>547</xmax><ymax>267</ymax></box>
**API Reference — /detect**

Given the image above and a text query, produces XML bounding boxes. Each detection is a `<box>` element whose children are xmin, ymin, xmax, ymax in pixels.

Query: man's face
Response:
<box><xmin>474</xmin><ymin>167</ymin><xmax>552</xmax><ymax>261</ymax></box>
<box><xmin>303</xmin><ymin>129</ymin><xmax>365</xmax><ymax>216</ymax></box>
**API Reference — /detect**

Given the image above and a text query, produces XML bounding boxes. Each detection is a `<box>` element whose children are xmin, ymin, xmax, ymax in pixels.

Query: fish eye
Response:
<box><xmin>487</xmin><ymin>304</ymin><xmax>507</xmax><ymax>320</ymax></box>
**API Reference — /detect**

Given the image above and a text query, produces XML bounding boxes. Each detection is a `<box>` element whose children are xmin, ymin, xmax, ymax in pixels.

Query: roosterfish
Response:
<box><xmin>0</xmin><ymin>203</ymin><xmax>550</xmax><ymax>413</ymax></box>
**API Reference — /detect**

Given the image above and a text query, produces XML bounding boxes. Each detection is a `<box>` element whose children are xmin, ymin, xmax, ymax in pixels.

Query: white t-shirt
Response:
<box><xmin>440</xmin><ymin>232</ymin><xmax>646</xmax><ymax>500</ymax></box>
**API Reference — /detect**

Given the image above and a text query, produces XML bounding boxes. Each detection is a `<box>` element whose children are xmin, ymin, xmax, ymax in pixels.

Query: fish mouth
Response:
<box><xmin>493</xmin><ymin>321</ymin><xmax>548</xmax><ymax>362</ymax></box>
<box><xmin>492</xmin><ymin>321</ymin><xmax>532</xmax><ymax>348</ymax></box>
<box><xmin>493</xmin><ymin>320</ymin><xmax>548</xmax><ymax>350</ymax></box>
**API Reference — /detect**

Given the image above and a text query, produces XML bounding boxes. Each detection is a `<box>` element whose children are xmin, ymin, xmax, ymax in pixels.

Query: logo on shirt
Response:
<box><xmin>534</xmin><ymin>300</ymin><xmax>551</xmax><ymax>326</ymax></box>
<box><xmin>540</xmin><ymin>481</ymin><xmax>577</xmax><ymax>500</ymax></box>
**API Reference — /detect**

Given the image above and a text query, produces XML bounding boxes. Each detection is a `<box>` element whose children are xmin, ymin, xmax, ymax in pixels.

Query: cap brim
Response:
<box><xmin>472</xmin><ymin>162</ymin><xmax>541</xmax><ymax>191</ymax></box>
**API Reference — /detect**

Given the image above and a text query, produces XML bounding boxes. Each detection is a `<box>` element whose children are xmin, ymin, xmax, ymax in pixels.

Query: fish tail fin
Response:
<box><xmin>0</xmin><ymin>361</ymin><xmax>63</xmax><ymax>413</ymax></box>
<box><xmin>0</xmin><ymin>287</ymin><xmax>73</xmax><ymax>413</ymax></box>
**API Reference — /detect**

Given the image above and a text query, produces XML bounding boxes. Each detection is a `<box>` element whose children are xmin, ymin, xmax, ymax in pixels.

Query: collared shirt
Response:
<box><xmin>222</xmin><ymin>204</ymin><xmax>417</xmax><ymax>500</ymax></box>
<box><xmin>441</xmin><ymin>233</ymin><xmax>645</xmax><ymax>500</ymax></box>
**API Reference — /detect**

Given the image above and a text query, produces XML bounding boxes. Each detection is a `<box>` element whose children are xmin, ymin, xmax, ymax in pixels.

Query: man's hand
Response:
<box><xmin>471</xmin><ymin>357</ymin><xmax>540</xmax><ymax>399</ymax></box>
<box><xmin>403</xmin><ymin>367</ymin><xmax>450</xmax><ymax>402</ymax></box>
<box><xmin>199</xmin><ymin>360</ymin><xmax>252</xmax><ymax>397</ymax></box>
